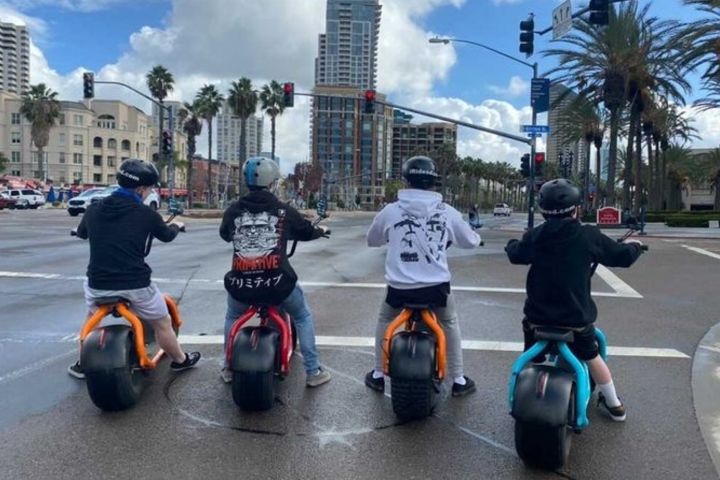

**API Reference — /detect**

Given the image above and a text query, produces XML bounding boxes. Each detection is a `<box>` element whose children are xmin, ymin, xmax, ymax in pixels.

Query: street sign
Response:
<box><xmin>527</xmin><ymin>132</ymin><xmax>543</xmax><ymax>138</ymax></box>
<box><xmin>531</xmin><ymin>78</ymin><xmax>551</xmax><ymax>113</ymax></box>
<box><xmin>597</xmin><ymin>207</ymin><xmax>621</xmax><ymax>226</ymax></box>
<box><xmin>521</xmin><ymin>125</ymin><xmax>550</xmax><ymax>134</ymax></box>
<box><xmin>553</xmin><ymin>0</ymin><xmax>573</xmax><ymax>40</ymax></box>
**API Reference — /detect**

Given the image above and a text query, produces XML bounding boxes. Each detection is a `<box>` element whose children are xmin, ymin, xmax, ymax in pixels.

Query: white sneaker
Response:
<box><xmin>306</xmin><ymin>367</ymin><xmax>332</xmax><ymax>387</ymax></box>
<box><xmin>220</xmin><ymin>368</ymin><xmax>232</xmax><ymax>384</ymax></box>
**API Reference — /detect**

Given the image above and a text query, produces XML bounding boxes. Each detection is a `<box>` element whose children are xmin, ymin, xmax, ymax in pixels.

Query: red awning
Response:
<box><xmin>158</xmin><ymin>188</ymin><xmax>188</xmax><ymax>196</ymax></box>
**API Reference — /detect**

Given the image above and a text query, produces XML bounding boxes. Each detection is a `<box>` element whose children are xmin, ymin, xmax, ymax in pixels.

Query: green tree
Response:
<box><xmin>228</xmin><ymin>78</ymin><xmax>259</xmax><ymax>193</ymax></box>
<box><xmin>178</xmin><ymin>100</ymin><xmax>203</xmax><ymax>207</ymax></box>
<box><xmin>19</xmin><ymin>84</ymin><xmax>60</xmax><ymax>180</ymax></box>
<box><xmin>260</xmin><ymin>80</ymin><xmax>286</xmax><ymax>161</ymax></box>
<box><xmin>195</xmin><ymin>84</ymin><xmax>224</xmax><ymax>207</ymax></box>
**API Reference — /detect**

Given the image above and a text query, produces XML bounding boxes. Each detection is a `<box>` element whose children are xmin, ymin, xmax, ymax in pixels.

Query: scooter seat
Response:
<box><xmin>403</xmin><ymin>304</ymin><xmax>432</xmax><ymax>311</ymax></box>
<box><xmin>532</xmin><ymin>327</ymin><xmax>576</xmax><ymax>343</ymax></box>
<box><xmin>94</xmin><ymin>296</ymin><xmax>129</xmax><ymax>307</ymax></box>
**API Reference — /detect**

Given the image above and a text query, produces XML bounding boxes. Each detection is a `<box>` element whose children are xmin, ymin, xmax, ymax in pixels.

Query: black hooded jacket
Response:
<box><xmin>505</xmin><ymin>218</ymin><xmax>643</xmax><ymax>327</ymax></box>
<box><xmin>220</xmin><ymin>190</ymin><xmax>323</xmax><ymax>305</ymax></box>
<box><xmin>77</xmin><ymin>195</ymin><xmax>180</xmax><ymax>290</ymax></box>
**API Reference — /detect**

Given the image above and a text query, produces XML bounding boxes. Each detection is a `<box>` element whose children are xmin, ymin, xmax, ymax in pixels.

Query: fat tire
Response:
<box><xmin>390</xmin><ymin>377</ymin><xmax>435</xmax><ymax>419</ymax></box>
<box><xmin>84</xmin><ymin>333</ymin><xmax>145</xmax><ymax>411</ymax></box>
<box><xmin>232</xmin><ymin>369</ymin><xmax>275</xmax><ymax>411</ymax></box>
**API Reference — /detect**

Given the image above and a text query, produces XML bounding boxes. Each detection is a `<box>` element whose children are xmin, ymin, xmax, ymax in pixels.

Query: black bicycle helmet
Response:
<box><xmin>117</xmin><ymin>159</ymin><xmax>160</xmax><ymax>188</ymax></box>
<box><xmin>538</xmin><ymin>178</ymin><xmax>581</xmax><ymax>216</ymax></box>
<box><xmin>402</xmin><ymin>156</ymin><xmax>439</xmax><ymax>190</ymax></box>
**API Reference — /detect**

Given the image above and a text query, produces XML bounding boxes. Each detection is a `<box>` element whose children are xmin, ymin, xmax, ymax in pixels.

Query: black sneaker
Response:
<box><xmin>452</xmin><ymin>376</ymin><xmax>476</xmax><ymax>397</ymax></box>
<box><xmin>364</xmin><ymin>370</ymin><xmax>384</xmax><ymax>392</ymax></box>
<box><xmin>598</xmin><ymin>393</ymin><xmax>627</xmax><ymax>422</ymax></box>
<box><xmin>170</xmin><ymin>352</ymin><xmax>201</xmax><ymax>372</ymax></box>
<box><xmin>67</xmin><ymin>361</ymin><xmax>85</xmax><ymax>380</ymax></box>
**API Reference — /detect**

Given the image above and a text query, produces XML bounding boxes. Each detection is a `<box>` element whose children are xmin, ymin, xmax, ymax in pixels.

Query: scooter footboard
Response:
<box><xmin>511</xmin><ymin>365</ymin><xmax>575</xmax><ymax>428</ymax></box>
<box><xmin>230</xmin><ymin>326</ymin><xmax>279</xmax><ymax>373</ymax></box>
<box><xmin>389</xmin><ymin>331</ymin><xmax>437</xmax><ymax>380</ymax></box>
<box><xmin>81</xmin><ymin>325</ymin><xmax>135</xmax><ymax>371</ymax></box>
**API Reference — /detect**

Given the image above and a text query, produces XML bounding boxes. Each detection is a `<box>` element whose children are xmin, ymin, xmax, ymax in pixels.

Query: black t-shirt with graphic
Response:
<box><xmin>219</xmin><ymin>190</ymin><xmax>323</xmax><ymax>305</ymax></box>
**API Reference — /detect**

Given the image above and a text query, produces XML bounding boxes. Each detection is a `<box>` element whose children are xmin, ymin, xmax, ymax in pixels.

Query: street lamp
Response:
<box><xmin>429</xmin><ymin>36</ymin><xmax>541</xmax><ymax>229</ymax></box>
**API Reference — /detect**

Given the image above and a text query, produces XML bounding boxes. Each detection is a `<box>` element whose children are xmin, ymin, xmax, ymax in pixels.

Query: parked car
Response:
<box><xmin>66</xmin><ymin>188</ymin><xmax>108</xmax><ymax>216</ymax></box>
<box><xmin>89</xmin><ymin>185</ymin><xmax>161</xmax><ymax>210</ymax></box>
<box><xmin>0</xmin><ymin>191</ymin><xmax>22</xmax><ymax>210</ymax></box>
<box><xmin>6</xmin><ymin>189</ymin><xmax>45</xmax><ymax>209</ymax></box>
<box><xmin>493</xmin><ymin>203</ymin><xmax>512</xmax><ymax>217</ymax></box>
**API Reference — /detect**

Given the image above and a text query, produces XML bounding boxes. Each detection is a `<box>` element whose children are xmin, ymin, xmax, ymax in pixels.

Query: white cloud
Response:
<box><xmin>2</xmin><ymin>0</ymin><xmax>155</xmax><ymax>13</ymax></box>
<box><xmin>488</xmin><ymin>75</ymin><xmax>529</xmax><ymax>97</ymax></box>
<box><xmin>682</xmin><ymin>107</ymin><xmax>720</xmax><ymax>149</ymax></box>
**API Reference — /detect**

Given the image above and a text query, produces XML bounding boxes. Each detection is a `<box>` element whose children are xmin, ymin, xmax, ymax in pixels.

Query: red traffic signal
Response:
<box><xmin>534</xmin><ymin>152</ymin><xmax>545</xmax><ymax>163</ymax></box>
<box><xmin>364</xmin><ymin>90</ymin><xmax>376</xmax><ymax>114</ymax></box>
<box><xmin>282</xmin><ymin>82</ymin><xmax>294</xmax><ymax>108</ymax></box>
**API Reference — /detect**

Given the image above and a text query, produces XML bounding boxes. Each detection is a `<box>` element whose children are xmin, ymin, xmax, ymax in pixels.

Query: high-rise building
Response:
<box><xmin>547</xmin><ymin>83</ymin><xmax>587</xmax><ymax>176</ymax></box>
<box><xmin>216</xmin><ymin>102</ymin><xmax>263</xmax><ymax>163</ymax></box>
<box><xmin>392</xmin><ymin>121</ymin><xmax>457</xmax><ymax>179</ymax></box>
<box><xmin>0</xmin><ymin>21</ymin><xmax>30</xmax><ymax>94</ymax></box>
<box><xmin>151</xmin><ymin>101</ymin><xmax>184</xmax><ymax>132</ymax></box>
<box><xmin>315</xmin><ymin>0</ymin><xmax>381</xmax><ymax>91</ymax></box>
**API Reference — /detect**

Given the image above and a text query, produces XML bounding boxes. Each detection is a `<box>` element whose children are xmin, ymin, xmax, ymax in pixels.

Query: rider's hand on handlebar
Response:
<box><xmin>624</xmin><ymin>239</ymin><xmax>642</xmax><ymax>246</ymax></box>
<box><xmin>172</xmin><ymin>221</ymin><xmax>185</xmax><ymax>232</ymax></box>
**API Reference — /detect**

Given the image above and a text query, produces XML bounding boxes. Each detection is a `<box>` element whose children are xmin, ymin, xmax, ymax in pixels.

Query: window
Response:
<box><xmin>11</xmin><ymin>132</ymin><xmax>20</xmax><ymax>144</ymax></box>
<box><xmin>136</xmin><ymin>142</ymin><xmax>140</xmax><ymax>153</ymax></box>
<box><xmin>108</xmin><ymin>138</ymin><xmax>117</xmax><ymax>149</ymax></box>
<box><xmin>73</xmin><ymin>153</ymin><xmax>83</xmax><ymax>165</ymax></box>
<box><xmin>93</xmin><ymin>174</ymin><xmax>102</xmax><ymax>182</ymax></box>
<box><xmin>107</xmin><ymin>156</ymin><xmax>116</xmax><ymax>167</ymax></box>
<box><xmin>93</xmin><ymin>155</ymin><xmax>102</xmax><ymax>167</ymax></box>
<box><xmin>73</xmin><ymin>134</ymin><xmax>83</xmax><ymax>146</ymax></box>
<box><xmin>59</xmin><ymin>152</ymin><xmax>66</xmax><ymax>164</ymax></box>
<box><xmin>97</xmin><ymin>114</ymin><xmax>116</xmax><ymax>129</ymax></box>
<box><xmin>121</xmin><ymin>140</ymin><xmax>131</xmax><ymax>151</ymax></box>
<box><xmin>107</xmin><ymin>174</ymin><xmax>115</xmax><ymax>184</ymax></box>
<box><xmin>59</xmin><ymin>114</ymin><xmax>65</xmax><ymax>125</ymax></box>
<box><xmin>11</xmin><ymin>170</ymin><xmax>21</xmax><ymax>176</ymax></box>
<box><xmin>73</xmin><ymin>171</ymin><xmax>81</xmax><ymax>181</ymax></box>
<box><xmin>93</xmin><ymin>137</ymin><xmax>103</xmax><ymax>148</ymax></box>
<box><xmin>59</xmin><ymin>133</ymin><xmax>66</xmax><ymax>147</ymax></box>
<box><xmin>11</xmin><ymin>151</ymin><xmax>20</xmax><ymax>163</ymax></box>
<box><xmin>73</xmin><ymin>115</ymin><xmax>83</xmax><ymax>126</ymax></box>
<box><xmin>11</xmin><ymin>112</ymin><xmax>20</xmax><ymax>124</ymax></box>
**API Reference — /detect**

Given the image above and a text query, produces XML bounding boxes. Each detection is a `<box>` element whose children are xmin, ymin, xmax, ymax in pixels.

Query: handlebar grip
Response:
<box><xmin>323</xmin><ymin>229</ymin><xmax>331</xmax><ymax>236</ymax></box>
<box><xmin>179</xmin><ymin>226</ymin><xmax>186</xmax><ymax>233</ymax></box>
<box><xmin>70</xmin><ymin>229</ymin><xmax>77</xmax><ymax>237</ymax></box>
<box><xmin>641</xmin><ymin>245</ymin><xmax>649</xmax><ymax>251</ymax></box>
<box><xmin>479</xmin><ymin>241</ymin><xmax>485</xmax><ymax>247</ymax></box>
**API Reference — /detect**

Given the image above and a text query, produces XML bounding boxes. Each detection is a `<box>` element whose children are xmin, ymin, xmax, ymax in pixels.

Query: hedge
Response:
<box><xmin>665</xmin><ymin>213</ymin><xmax>720</xmax><ymax>228</ymax></box>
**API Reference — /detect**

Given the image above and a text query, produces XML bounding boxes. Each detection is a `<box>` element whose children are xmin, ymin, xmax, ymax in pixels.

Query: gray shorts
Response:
<box><xmin>84</xmin><ymin>281</ymin><xmax>169</xmax><ymax>321</ymax></box>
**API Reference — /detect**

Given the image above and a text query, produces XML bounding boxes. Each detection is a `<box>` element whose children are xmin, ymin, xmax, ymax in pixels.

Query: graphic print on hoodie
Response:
<box><xmin>367</xmin><ymin>189</ymin><xmax>481</xmax><ymax>292</ymax></box>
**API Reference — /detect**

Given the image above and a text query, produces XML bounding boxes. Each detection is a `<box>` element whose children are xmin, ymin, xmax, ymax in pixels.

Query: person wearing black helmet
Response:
<box><xmin>67</xmin><ymin>159</ymin><xmax>200</xmax><ymax>379</ymax></box>
<box><xmin>505</xmin><ymin>178</ymin><xmax>644</xmax><ymax>422</ymax></box>
<box><xmin>365</xmin><ymin>156</ymin><xmax>482</xmax><ymax>396</ymax></box>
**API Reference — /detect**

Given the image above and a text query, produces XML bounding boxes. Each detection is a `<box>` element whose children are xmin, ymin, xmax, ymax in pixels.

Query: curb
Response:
<box><xmin>692</xmin><ymin>321</ymin><xmax>720</xmax><ymax>478</ymax></box>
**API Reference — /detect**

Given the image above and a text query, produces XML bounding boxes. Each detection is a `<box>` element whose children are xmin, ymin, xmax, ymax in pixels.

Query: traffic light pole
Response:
<box><xmin>527</xmin><ymin>62</ymin><xmax>539</xmax><ymax>230</ymax></box>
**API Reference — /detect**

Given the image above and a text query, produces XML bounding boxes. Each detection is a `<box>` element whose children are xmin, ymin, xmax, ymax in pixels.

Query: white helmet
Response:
<box><xmin>243</xmin><ymin>156</ymin><xmax>280</xmax><ymax>188</ymax></box>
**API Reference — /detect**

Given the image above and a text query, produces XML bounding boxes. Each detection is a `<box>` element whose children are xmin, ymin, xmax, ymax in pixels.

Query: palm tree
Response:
<box><xmin>195</xmin><ymin>84</ymin><xmax>224</xmax><ymax>207</ymax></box>
<box><xmin>178</xmin><ymin>101</ymin><xmax>203</xmax><ymax>207</ymax></box>
<box><xmin>20</xmin><ymin>84</ymin><xmax>60</xmax><ymax>181</ymax></box>
<box><xmin>228</xmin><ymin>78</ymin><xmax>259</xmax><ymax>191</ymax></box>
<box><xmin>146</xmin><ymin>65</ymin><xmax>175</xmax><ymax>163</ymax></box>
<box><xmin>702</xmin><ymin>148</ymin><xmax>720</xmax><ymax>210</ymax></box>
<box><xmin>678</xmin><ymin>1</ymin><xmax>720</xmax><ymax>82</ymax></box>
<box><xmin>259</xmin><ymin>80</ymin><xmax>286</xmax><ymax>160</ymax></box>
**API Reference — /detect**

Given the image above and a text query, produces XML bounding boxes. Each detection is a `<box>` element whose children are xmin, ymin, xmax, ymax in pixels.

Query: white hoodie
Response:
<box><xmin>367</xmin><ymin>189</ymin><xmax>481</xmax><ymax>289</ymax></box>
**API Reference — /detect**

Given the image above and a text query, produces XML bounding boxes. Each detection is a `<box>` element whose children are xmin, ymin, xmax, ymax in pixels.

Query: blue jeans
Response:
<box><xmin>224</xmin><ymin>285</ymin><xmax>320</xmax><ymax>375</ymax></box>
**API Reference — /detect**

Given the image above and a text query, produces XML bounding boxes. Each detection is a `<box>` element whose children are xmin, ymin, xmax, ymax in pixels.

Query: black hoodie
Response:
<box><xmin>219</xmin><ymin>190</ymin><xmax>323</xmax><ymax>305</ymax></box>
<box><xmin>77</xmin><ymin>196</ymin><xmax>180</xmax><ymax>290</ymax></box>
<box><xmin>505</xmin><ymin>218</ymin><xmax>643</xmax><ymax>327</ymax></box>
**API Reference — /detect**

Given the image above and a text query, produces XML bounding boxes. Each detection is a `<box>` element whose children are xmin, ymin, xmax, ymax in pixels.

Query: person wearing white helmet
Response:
<box><xmin>219</xmin><ymin>157</ymin><xmax>331</xmax><ymax>387</ymax></box>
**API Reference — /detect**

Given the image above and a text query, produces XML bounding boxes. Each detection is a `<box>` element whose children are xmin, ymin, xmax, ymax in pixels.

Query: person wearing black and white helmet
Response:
<box><xmin>505</xmin><ymin>178</ymin><xmax>645</xmax><ymax>422</ymax></box>
<box><xmin>365</xmin><ymin>156</ymin><xmax>482</xmax><ymax>396</ymax></box>
<box><xmin>219</xmin><ymin>156</ymin><xmax>331</xmax><ymax>387</ymax></box>
<box><xmin>68</xmin><ymin>159</ymin><xmax>201</xmax><ymax>379</ymax></box>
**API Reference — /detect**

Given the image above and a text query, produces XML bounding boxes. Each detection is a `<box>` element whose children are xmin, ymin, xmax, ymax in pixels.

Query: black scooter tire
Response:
<box><xmin>85</xmin><ymin>333</ymin><xmax>145</xmax><ymax>412</ymax></box>
<box><xmin>391</xmin><ymin>377</ymin><xmax>435</xmax><ymax>420</ymax></box>
<box><xmin>232</xmin><ymin>369</ymin><xmax>275</xmax><ymax>411</ymax></box>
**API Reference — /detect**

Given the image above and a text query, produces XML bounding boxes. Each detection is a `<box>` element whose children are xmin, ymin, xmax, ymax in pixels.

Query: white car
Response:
<box><xmin>89</xmin><ymin>185</ymin><xmax>161</xmax><ymax>211</ymax></box>
<box><xmin>493</xmin><ymin>203</ymin><xmax>512</xmax><ymax>217</ymax></box>
<box><xmin>66</xmin><ymin>187</ymin><xmax>108</xmax><ymax>217</ymax></box>
<box><xmin>6</xmin><ymin>189</ymin><xmax>46</xmax><ymax>209</ymax></box>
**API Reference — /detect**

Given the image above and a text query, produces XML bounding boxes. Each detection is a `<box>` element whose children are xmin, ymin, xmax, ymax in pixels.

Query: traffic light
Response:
<box><xmin>283</xmin><ymin>82</ymin><xmax>294</xmax><ymax>108</ymax></box>
<box><xmin>83</xmin><ymin>72</ymin><xmax>94</xmax><ymax>99</ymax></box>
<box><xmin>588</xmin><ymin>193</ymin><xmax>595</xmax><ymax>203</ymax></box>
<box><xmin>520</xmin><ymin>153</ymin><xmax>530</xmax><ymax>177</ymax></box>
<box><xmin>535</xmin><ymin>152</ymin><xmax>545</xmax><ymax>177</ymax></box>
<box><xmin>519</xmin><ymin>17</ymin><xmax>535</xmax><ymax>56</ymax></box>
<box><xmin>364</xmin><ymin>90</ymin><xmax>376</xmax><ymax>114</ymax></box>
<box><xmin>162</xmin><ymin>130</ymin><xmax>173</xmax><ymax>155</ymax></box>
<box><xmin>589</xmin><ymin>0</ymin><xmax>610</xmax><ymax>26</ymax></box>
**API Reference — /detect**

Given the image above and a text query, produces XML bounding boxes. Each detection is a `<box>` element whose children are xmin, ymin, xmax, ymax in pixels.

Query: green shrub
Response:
<box><xmin>337</xmin><ymin>199</ymin><xmax>346</xmax><ymax>209</ymax></box>
<box><xmin>665</xmin><ymin>213</ymin><xmax>720</xmax><ymax>228</ymax></box>
<box><xmin>191</xmin><ymin>202</ymin><xmax>208</xmax><ymax>209</ymax></box>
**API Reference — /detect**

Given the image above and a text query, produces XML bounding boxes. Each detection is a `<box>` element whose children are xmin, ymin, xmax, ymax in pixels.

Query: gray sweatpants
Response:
<box><xmin>374</xmin><ymin>292</ymin><xmax>464</xmax><ymax>379</ymax></box>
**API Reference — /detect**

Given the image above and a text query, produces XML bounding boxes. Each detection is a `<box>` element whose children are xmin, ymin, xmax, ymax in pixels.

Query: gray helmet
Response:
<box><xmin>243</xmin><ymin>156</ymin><xmax>280</xmax><ymax>188</ymax></box>
<box><xmin>538</xmin><ymin>178</ymin><xmax>581</xmax><ymax>216</ymax></box>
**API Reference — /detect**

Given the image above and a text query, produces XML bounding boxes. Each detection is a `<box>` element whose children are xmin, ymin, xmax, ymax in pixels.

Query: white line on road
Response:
<box><xmin>0</xmin><ymin>270</ymin><xmax>643</xmax><ymax>298</ymax></box>
<box><xmin>177</xmin><ymin>334</ymin><xmax>689</xmax><ymax>359</ymax></box>
<box><xmin>683</xmin><ymin>245</ymin><xmax>720</xmax><ymax>261</ymax></box>
<box><xmin>0</xmin><ymin>349</ymin><xmax>76</xmax><ymax>385</ymax></box>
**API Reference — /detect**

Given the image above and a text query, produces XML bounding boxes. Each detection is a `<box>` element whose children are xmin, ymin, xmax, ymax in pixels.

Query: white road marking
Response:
<box><xmin>176</xmin><ymin>334</ymin><xmax>689</xmax><ymax>359</ymax></box>
<box><xmin>0</xmin><ymin>270</ymin><xmax>643</xmax><ymax>298</ymax></box>
<box><xmin>0</xmin><ymin>349</ymin><xmax>76</xmax><ymax>385</ymax></box>
<box><xmin>683</xmin><ymin>245</ymin><xmax>720</xmax><ymax>261</ymax></box>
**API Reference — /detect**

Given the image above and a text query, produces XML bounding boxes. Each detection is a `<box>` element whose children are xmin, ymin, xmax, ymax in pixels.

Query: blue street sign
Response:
<box><xmin>531</xmin><ymin>78</ymin><xmax>551</xmax><ymax>114</ymax></box>
<box><xmin>522</xmin><ymin>125</ymin><xmax>550</xmax><ymax>134</ymax></box>
<box><xmin>527</xmin><ymin>132</ymin><xmax>543</xmax><ymax>138</ymax></box>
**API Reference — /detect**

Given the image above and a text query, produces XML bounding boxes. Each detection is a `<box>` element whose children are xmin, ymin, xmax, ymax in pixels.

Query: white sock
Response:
<box><xmin>454</xmin><ymin>375</ymin><xmax>466</xmax><ymax>385</ymax></box>
<box><xmin>598</xmin><ymin>381</ymin><xmax>622</xmax><ymax>407</ymax></box>
<box><xmin>373</xmin><ymin>370</ymin><xmax>384</xmax><ymax>379</ymax></box>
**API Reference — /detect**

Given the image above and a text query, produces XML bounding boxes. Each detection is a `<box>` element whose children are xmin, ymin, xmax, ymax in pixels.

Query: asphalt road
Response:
<box><xmin>1</xmin><ymin>208</ymin><xmax>719</xmax><ymax>480</ymax></box>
